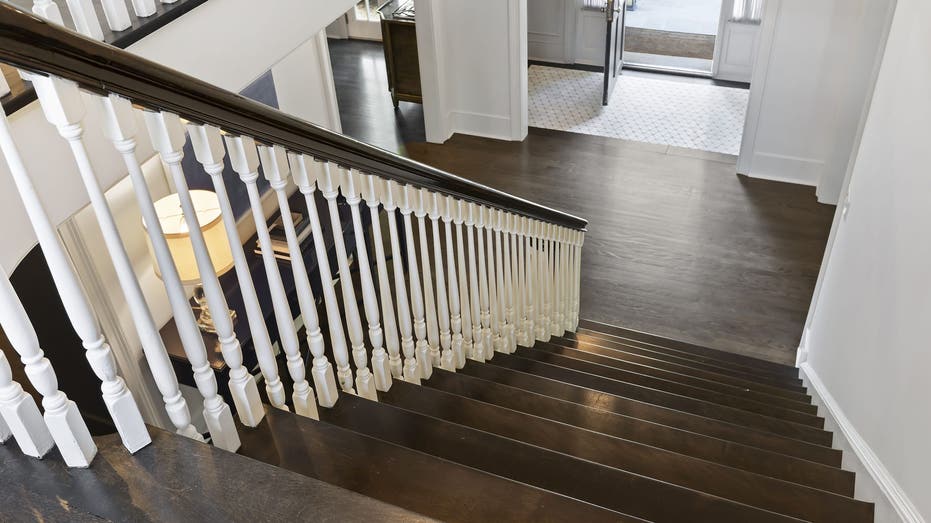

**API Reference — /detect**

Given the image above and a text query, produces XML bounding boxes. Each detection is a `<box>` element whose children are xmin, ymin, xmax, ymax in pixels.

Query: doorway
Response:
<box><xmin>623</xmin><ymin>0</ymin><xmax>723</xmax><ymax>75</ymax></box>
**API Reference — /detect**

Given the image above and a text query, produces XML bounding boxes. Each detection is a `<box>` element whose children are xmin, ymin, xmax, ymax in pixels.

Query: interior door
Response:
<box><xmin>712</xmin><ymin>0</ymin><xmax>764</xmax><ymax>83</ymax></box>
<box><xmin>602</xmin><ymin>0</ymin><xmax>625</xmax><ymax>105</ymax></box>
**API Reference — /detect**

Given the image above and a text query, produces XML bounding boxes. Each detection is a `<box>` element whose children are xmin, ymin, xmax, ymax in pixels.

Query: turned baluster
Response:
<box><xmin>316</xmin><ymin>163</ymin><xmax>364</xmax><ymax>394</ymax></box>
<box><xmin>98</xmin><ymin>96</ymin><xmax>236</xmax><ymax>451</ymax></box>
<box><xmin>34</xmin><ymin>80</ymin><xmax>199</xmax><ymax>443</ymax></box>
<box><xmin>0</xmin><ymin>97</ymin><xmax>149</xmax><ymax>454</ymax></box>
<box><xmin>487</xmin><ymin>208</ymin><xmax>505</xmax><ymax>354</ymax></box>
<box><xmin>384</xmin><ymin>181</ymin><xmax>419</xmax><ymax>383</ymax></box>
<box><xmin>398</xmin><ymin>184</ymin><xmax>430</xmax><ymax>379</ymax></box>
<box><xmin>99</xmin><ymin>0</ymin><xmax>131</xmax><ymax>31</ymax></box>
<box><xmin>544</xmin><ymin>223</ymin><xmax>555</xmax><ymax>342</ymax></box>
<box><xmin>129</xmin><ymin>0</ymin><xmax>156</xmax><ymax>17</ymax></box>
<box><xmin>550</xmin><ymin>225</ymin><xmax>563</xmax><ymax>336</ymax></box>
<box><xmin>514</xmin><ymin>216</ymin><xmax>529</xmax><ymax>347</ymax></box>
<box><xmin>464</xmin><ymin>203</ymin><xmax>484</xmax><ymax>361</ymax></box>
<box><xmin>502</xmin><ymin>213</ymin><xmax>517</xmax><ymax>352</ymax></box>
<box><xmin>0</xmin><ymin>347</ymin><xmax>55</xmax><ymax>458</ymax></box>
<box><xmin>523</xmin><ymin>217</ymin><xmax>536</xmax><ymax>345</ymax></box>
<box><xmin>474</xmin><ymin>205</ymin><xmax>493</xmax><ymax>359</ymax></box>
<box><xmin>442</xmin><ymin>196</ymin><xmax>465</xmax><ymax>369</ymax></box>
<box><xmin>360</xmin><ymin>174</ymin><xmax>403</xmax><ymax>381</ymax></box>
<box><xmin>63</xmin><ymin>0</ymin><xmax>104</xmax><ymax>39</ymax></box>
<box><xmin>31</xmin><ymin>0</ymin><xmax>63</xmax><ymax>24</ymax></box>
<box><xmin>339</xmin><ymin>168</ymin><xmax>388</xmax><ymax>396</ymax></box>
<box><xmin>413</xmin><ymin>189</ymin><xmax>440</xmax><ymax>374</ymax></box>
<box><xmin>535</xmin><ymin>221</ymin><xmax>548</xmax><ymax>341</ymax></box>
<box><xmin>573</xmin><ymin>230</ymin><xmax>584</xmax><ymax>330</ymax></box>
<box><xmin>426</xmin><ymin>191</ymin><xmax>453</xmax><ymax>370</ymax></box>
<box><xmin>453</xmin><ymin>200</ymin><xmax>474</xmax><ymax>364</ymax></box>
<box><xmin>559</xmin><ymin>227</ymin><xmax>572</xmax><ymax>334</ymax></box>
<box><xmin>144</xmin><ymin>112</ymin><xmax>264</xmax><ymax>427</ymax></box>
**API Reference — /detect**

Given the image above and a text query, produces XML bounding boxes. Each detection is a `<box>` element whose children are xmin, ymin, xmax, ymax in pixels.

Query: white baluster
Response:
<box><xmin>100</xmin><ymin>0</ymin><xmax>131</xmax><ymax>31</ymax></box>
<box><xmin>130</xmin><ymin>0</ymin><xmax>156</xmax><ymax>17</ymax></box>
<box><xmin>442</xmin><ymin>196</ymin><xmax>465</xmax><ymax>369</ymax></box>
<box><xmin>487</xmin><ymin>208</ymin><xmax>505</xmax><ymax>354</ymax></box>
<box><xmin>550</xmin><ymin>225</ymin><xmax>563</xmax><ymax>337</ymax></box>
<box><xmin>474</xmin><ymin>205</ymin><xmax>493</xmax><ymax>360</ymax></box>
<box><xmin>573</xmin><ymin>230</ymin><xmax>584</xmax><ymax>330</ymax></box>
<box><xmin>144</xmin><ymin>112</ymin><xmax>263</xmax><ymax>427</ymax></box>
<box><xmin>514</xmin><ymin>216</ymin><xmax>528</xmax><ymax>347</ymax></box>
<box><xmin>31</xmin><ymin>0</ymin><xmax>64</xmax><ymax>24</ymax></box>
<box><xmin>383</xmin><ymin>181</ymin><xmax>419</xmax><ymax>383</ymax></box>
<box><xmin>361</xmin><ymin>174</ymin><xmax>402</xmax><ymax>382</ymax></box>
<box><xmin>535</xmin><ymin>221</ymin><xmax>548</xmax><ymax>341</ymax></box>
<box><xmin>502</xmin><ymin>213</ymin><xmax>517</xmax><ymax>352</ymax></box>
<box><xmin>413</xmin><ymin>189</ymin><xmax>439</xmax><ymax>376</ymax></box>
<box><xmin>0</xmin><ymin>94</ymin><xmax>149</xmax><ymax>453</ymax></box>
<box><xmin>34</xmin><ymin>81</ymin><xmax>199</xmax><ymax>444</ymax></box>
<box><xmin>463</xmin><ymin>202</ymin><xmax>483</xmax><ymax>361</ymax></box>
<box><xmin>288</xmin><ymin>157</ymin><xmax>352</xmax><ymax>398</ymax></box>
<box><xmin>523</xmin><ymin>218</ymin><xmax>535</xmax><ymax>345</ymax></box>
<box><xmin>427</xmin><ymin>192</ymin><xmax>453</xmax><ymax>371</ymax></box>
<box><xmin>316</xmin><ymin>163</ymin><xmax>362</xmax><ymax>394</ymax></box>
<box><xmin>0</xmin><ymin>348</ymin><xmax>55</xmax><ymax>458</ymax></box>
<box><xmin>398</xmin><ymin>184</ymin><xmax>429</xmax><ymax>379</ymax></box>
<box><xmin>187</xmin><ymin>126</ymin><xmax>288</xmax><ymax>414</ymax></box>
<box><xmin>559</xmin><ymin>227</ymin><xmax>571</xmax><ymax>334</ymax></box>
<box><xmin>337</xmin><ymin>168</ymin><xmax>385</xmax><ymax>398</ymax></box>
<box><xmin>64</xmin><ymin>0</ymin><xmax>104</xmax><ymax>40</ymax></box>
<box><xmin>99</xmin><ymin>96</ymin><xmax>237</xmax><ymax>451</ymax></box>
<box><xmin>225</xmin><ymin>138</ymin><xmax>334</xmax><ymax>412</ymax></box>
<box><xmin>453</xmin><ymin>200</ymin><xmax>473</xmax><ymax>364</ymax></box>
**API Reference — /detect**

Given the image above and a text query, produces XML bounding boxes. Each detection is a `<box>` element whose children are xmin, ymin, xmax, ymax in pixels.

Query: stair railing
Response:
<box><xmin>0</xmin><ymin>3</ymin><xmax>586</xmax><ymax>466</ymax></box>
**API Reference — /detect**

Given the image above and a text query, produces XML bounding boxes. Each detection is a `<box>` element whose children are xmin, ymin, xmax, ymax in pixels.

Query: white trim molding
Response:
<box><xmin>801</xmin><ymin>362</ymin><xmax>926</xmax><ymax>523</ymax></box>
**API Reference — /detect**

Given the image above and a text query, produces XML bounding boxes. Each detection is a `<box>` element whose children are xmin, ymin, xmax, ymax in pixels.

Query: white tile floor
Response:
<box><xmin>528</xmin><ymin>65</ymin><xmax>749</xmax><ymax>155</ymax></box>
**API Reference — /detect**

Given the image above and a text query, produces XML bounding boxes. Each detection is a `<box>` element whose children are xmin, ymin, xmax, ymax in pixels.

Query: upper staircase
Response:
<box><xmin>0</xmin><ymin>4</ymin><xmax>874</xmax><ymax>522</ymax></box>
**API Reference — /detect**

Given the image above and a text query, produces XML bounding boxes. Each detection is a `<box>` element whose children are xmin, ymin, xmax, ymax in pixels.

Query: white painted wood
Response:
<box><xmin>442</xmin><ymin>196</ymin><xmax>465</xmax><ymax>369</ymax></box>
<box><xmin>35</xmin><ymin>83</ymin><xmax>198</xmax><ymax>443</ymax></box>
<box><xmin>487</xmin><ymin>208</ymin><xmax>505</xmax><ymax>354</ymax></box>
<box><xmin>129</xmin><ymin>0</ymin><xmax>157</xmax><ymax>17</ymax></box>
<box><xmin>453</xmin><ymin>200</ymin><xmax>474</xmax><ymax>364</ymax></box>
<box><xmin>426</xmin><ymin>192</ymin><xmax>453</xmax><ymax>371</ymax></box>
<box><xmin>64</xmin><ymin>0</ymin><xmax>105</xmax><ymax>40</ymax></box>
<box><xmin>31</xmin><ymin>0</ymin><xmax>65</xmax><ymax>24</ymax></box>
<box><xmin>502</xmin><ymin>213</ymin><xmax>517</xmax><ymax>352</ymax></box>
<box><xmin>523</xmin><ymin>218</ymin><xmax>536</xmax><ymax>344</ymax></box>
<box><xmin>98</xmin><ymin>96</ymin><xmax>237</xmax><ymax>451</ymax></box>
<box><xmin>398</xmin><ymin>184</ymin><xmax>429</xmax><ymax>380</ymax></box>
<box><xmin>0</xmin><ymin>91</ymin><xmax>150</xmax><ymax>454</ymax></box>
<box><xmin>100</xmin><ymin>0</ymin><xmax>132</xmax><ymax>31</ymax></box>
<box><xmin>551</xmin><ymin>226</ymin><xmax>564</xmax><ymax>337</ymax></box>
<box><xmin>384</xmin><ymin>181</ymin><xmax>419</xmax><ymax>384</ymax></box>
<box><xmin>0</xmin><ymin>348</ymin><xmax>55</xmax><ymax>459</ymax></box>
<box><xmin>188</xmin><ymin>125</ymin><xmax>289</xmax><ymax>415</ymax></box>
<box><xmin>474</xmin><ymin>205</ymin><xmax>494</xmax><ymax>359</ymax></box>
<box><xmin>361</xmin><ymin>174</ymin><xmax>402</xmax><ymax>382</ymax></box>
<box><xmin>561</xmin><ymin>227</ymin><xmax>572</xmax><ymax>333</ymax></box>
<box><xmin>413</xmin><ymin>189</ymin><xmax>439</xmax><ymax>376</ymax></box>
<box><xmin>0</xmin><ymin>74</ymin><xmax>9</xmax><ymax>99</ymax></box>
<box><xmin>338</xmin><ymin>168</ymin><xmax>386</xmax><ymax>397</ymax></box>
<box><xmin>573</xmin><ymin>230</ymin><xmax>583</xmax><ymax>330</ymax></box>
<box><xmin>535</xmin><ymin>221</ymin><xmax>549</xmax><ymax>341</ymax></box>
<box><xmin>317</xmin><ymin>163</ymin><xmax>366</xmax><ymax>395</ymax></box>
<box><xmin>464</xmin><ymin>202</ymin><xmax>485</xmax><ymax>361</ymax></box>
<box><xmin>515</xmin><ymin>216</ymin><xmax>530</xmax><ymax>347</ymax></box>
<box><xmin>144</xmin><ymin>112</ymin><xmax>264</xmax><ymax>428</ymax></box>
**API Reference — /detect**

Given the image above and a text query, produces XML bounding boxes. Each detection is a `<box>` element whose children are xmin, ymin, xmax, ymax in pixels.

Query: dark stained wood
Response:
<box><xmin>381</xmin><ymin>380</ymin><xmax>871</xmax><ymax>521</ymax></box>
<box><xmin>549</xmin><ymin>333</ymin><xmax>812</xmax><ymax>401</ymax></box>
<box><xmin>379</xmin><ymin>0</ymin><xmax>422</xmax><ymax>106</ymax></box>
<box><xmin>458</xmin><ymin>361</ymin><xmax>841</xmax><ymax>464</ymax></box>
<box><xmin>238</xmin><ymin>405</ymin><xmax>631</xmax><ymax>523</ymax></box>
<box><xmin>402</xmin><ymin>129</ymin><xmax>835</xmax><ymax>365</ymax></box>
<box><xmin>528</xmin><ymin>342</ymin><xmax>818</xmax><ymax>416</ymax></box>
<box><xmin>320</xmin><ymin>392</ymin><xmax>802</xmax><ymax>523</ymax></box>
<box><xmin>0</xmin><ymin>426</ymin><xmax>431</xmax><ymax>522</ymax></box>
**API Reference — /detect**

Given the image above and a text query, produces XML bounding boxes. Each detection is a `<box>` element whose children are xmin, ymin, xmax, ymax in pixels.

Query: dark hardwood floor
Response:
<box><xmin>327</xmin><ymin>39</ymin><xmax>834</xmax><ymax>365</ymax></box>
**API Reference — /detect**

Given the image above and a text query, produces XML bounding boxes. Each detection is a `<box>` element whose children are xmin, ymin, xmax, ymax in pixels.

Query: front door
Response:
<box><xmin>602</xmin><ymin>0</ymin><xmax>625</xmax><ymax>105</ymax></box>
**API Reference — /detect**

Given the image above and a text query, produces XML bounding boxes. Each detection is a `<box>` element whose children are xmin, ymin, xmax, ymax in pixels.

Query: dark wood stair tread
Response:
<box><xmin>319</xmin><ymin>392</ymin><xmax>808</xmax><ymax>523</ymax></box>
<box><xmin>487</xmin><ymin>352</ymin><xmax>832</xmax><ymax>445</ymax></box>
<box><xmin>424</xmin><ymin>368</ymin><xmax>853</xmax><ymax>490</ymax></box>
<box><xmin>237</xmin><ymin>405</ymin><xmax>630</xmax><ymax>522</ymax></box>
<box><xmin>547</xmin><ymin>334</ymin><xmax>811</xmax><ymax>401</ymax></box>
<box><xmin>380</xmin><ymin>379</ymin><xmax>870</xmax><ymax>521</ymax></box>
<box><xmin>577</xmin><ymin>319</ymin><xmax>801</xmax><ymax>379</ymax></box>
<box><xmin>524</xmin><ymin>344</ymin><xmax>819</xmax><ymax>418</ymax></box>
<box><xmin>459</xmin><ymin>361</ymin><xmax>842</xmax><ymax>465</ymax></box>
<box><xmin>0</xmin><ymin>425</ymin><xmax>430</xmax><ymax>522</ymax></box>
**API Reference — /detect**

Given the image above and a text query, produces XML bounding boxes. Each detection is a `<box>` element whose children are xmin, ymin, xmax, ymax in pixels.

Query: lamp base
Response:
<box><xmin>193</xmin><ymin>285</ymin><xmax>237</xmax><ymax>339</ymax></box>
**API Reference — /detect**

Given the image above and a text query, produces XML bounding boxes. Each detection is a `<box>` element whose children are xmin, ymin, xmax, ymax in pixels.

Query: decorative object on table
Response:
<box><xmin>253</xmin><ymin>211</ymin><xmax>311</xmax><ymax>261</ymax></box>
<box><xmin>143</xmin><ymin>190</ymin><xmax>236</xmax><ymax>337</ymax></box>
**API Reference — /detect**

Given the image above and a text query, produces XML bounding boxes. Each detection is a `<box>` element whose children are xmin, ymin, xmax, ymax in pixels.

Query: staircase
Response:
<box><xmin>0</xmin><ymin>5</ymin><xmax>874</xmax><ymax>522</ymax></box>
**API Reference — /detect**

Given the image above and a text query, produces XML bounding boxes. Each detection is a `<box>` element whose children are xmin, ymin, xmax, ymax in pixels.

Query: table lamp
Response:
<box><xmin>143</xmin><ymin>190</ymin><xmax>236</xmax><ymax>334</ymax></box>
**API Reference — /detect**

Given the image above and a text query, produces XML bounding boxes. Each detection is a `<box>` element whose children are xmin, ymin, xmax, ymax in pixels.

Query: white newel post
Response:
<box><xmin>413</xmin><ymin>189</ymin><xmax>439</xmax><ymax>376</ymax></box>
<box><xmin>523</xmin><ymin>218</ymin><xmax>535</xmax><ymax>345</ymax></box>
<box><xmin>100</xmin><ymin>0</ymin><xmax>131</xmax><ymax>31</ymax></box>
<box><xmin>0</xmin><ymin>267</ymin><xmax>94</xmax><ymax>463</ymax></box>
<box><xmin>397</xmin><ymin>184</ymin><xmax>427</xmax><ymax>380</ymax></box>
<box><xmin>64</xmin><ymin>0</ymin><xmax>104</xmax><ymax>40</ymax></box>
<box><xmin>442</xmin><ymin>196</ymin><xmax>465</xmax><ymax>369</ymax></box>
<box><xmin>473</xmin><ymin>204</ymin><xmax>492</xmax><ymax>360</ymax></box>
<box><xmin>256</xmin><ymin>146</ymin><xmax>327</xmax><ymax>415</ymax></box>
<box><xmin>130</xmin><ymin>0</ymin><xmax>156</xmax><ymax>18</ymax></box>
<box><xmin>383</xmin><ymin>182</ymin><xmax>418</xmax><ymax>383</ymax></box>
<box><xmin>453</xmin><ymin>200</ymin><xmax>474</xmax><ymax>364</ymax></box>
<box><xmin>342</xmin><ymin>169</ymin><xmax>391</xmax><ymax>394</ymax></box>
<box><xmin>486</xmin><ymin>208</ymin><xmax>504</xmax><ymax>355</ymax></box>
<box><xmin>34</xmin><ymin>80</ymin><xmax>199</xmax><ymax>443</ymax></box>
<box><xmin>289</xmin><ymin>157</ymin><xmax>352</xmax><ymax>398</ymax></box>
<box><xmin>464</xmin><ymin>203</ymin><xmax>484</xmax><ymax>361</ymax></box>
<box><xmin>426</xmin><ymin>192</ymin><xmax>453</xmax><ymax>371</ymax></box>
<box><xmin>99</xmin><ymin>97</ymin><xmax>236</xmax><ymax>451</ymax></box>
<box><xmin>187</xmin><ymin>126</ymin><xmax>288</xmax><ymax>414</ymax></box>
<box><xmin>339</xmin><ymin>168</ymin><xmax>388</xmax><ymax>396</ymax></box>
<box><xmin>502</xmin><ymin>213</ymin><xmax>517</xmax><ymax>352</ymax></box>
<box><xmin>0</xmin><ymin>98</ymin><xmax>149</xmax><ymax>454</ymax></box>
<box><xmin>316</xmin><ymin>163</ymin><xmax>363</xmax><ymax>395</ymax></box>
<box><xmin>361</xmin><ymin>175</ymin><xmax>403</xmax><ymax>381</ymax></box>
<box><xmin>144</xmin><ymin>112</ymin><xmax>264</xmax><ymax>428</ymax></box>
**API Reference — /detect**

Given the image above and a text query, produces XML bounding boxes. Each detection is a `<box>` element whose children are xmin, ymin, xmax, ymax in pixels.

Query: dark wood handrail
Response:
<box><xmin>0</xmin><ymin>4</ymin><xmax>588</xmax><ymax>230</ymax></box>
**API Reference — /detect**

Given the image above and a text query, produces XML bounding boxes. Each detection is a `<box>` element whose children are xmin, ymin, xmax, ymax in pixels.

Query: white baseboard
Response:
<box><xmin>450</xmin><ymin>111</ymin><xmax>519</xmax><ymax>141</ymax></box>
<box><xmin>800</xmin><ymin>362</ymin><xmax>925</xmax><ymax>523</ymax></box>
<box><xmin>742</xmin><ymin>151</ymin><xmax>824</xmax><ymax>186</ymax></box>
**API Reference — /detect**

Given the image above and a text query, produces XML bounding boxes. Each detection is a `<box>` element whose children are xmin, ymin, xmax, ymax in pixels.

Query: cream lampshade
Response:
<box><xmin>143</xmin><ymin>190</ymin><xmax>235</xmax><ymax>334</ymax></box>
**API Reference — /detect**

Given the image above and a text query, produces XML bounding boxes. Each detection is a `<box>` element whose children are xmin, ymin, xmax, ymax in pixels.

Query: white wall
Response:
<box><xmin>416</xmin><ymin>0</ymin><xmax>528</xmax><ymax>142</ymax></box>
<box><xmin>739</xmin><ymin>0</ymin><xmax>894</xmax><ymax>204</ymax></box>
<box><xmin>271</xmin><ymin>30</ymin><xmax>343</xmax><ymax>134</ymax></box>
<box><xmin>801</xmin><ymin>0</ymin><xmax>928</xmax><ymax>519</ymax></box>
